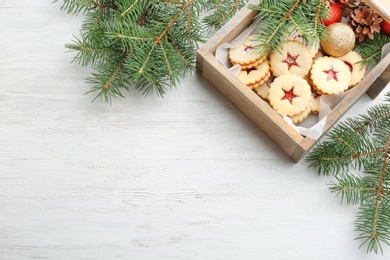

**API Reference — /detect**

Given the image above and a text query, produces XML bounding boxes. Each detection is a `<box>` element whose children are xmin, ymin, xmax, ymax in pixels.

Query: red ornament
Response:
<box><xmin>321</xmin><ymin>2</ymin><xmax>343</xmax><ymax>27</ymax></box>
<box><xmin>381</xmin><ymin>20</ymin><xmax>390</xmax><ymax>37</ymax></box>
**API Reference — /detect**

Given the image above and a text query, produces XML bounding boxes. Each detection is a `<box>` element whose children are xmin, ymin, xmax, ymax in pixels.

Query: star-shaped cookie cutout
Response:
<box><xmin>244</xmin><ymin>45</ymin><xmax>253</xmax><ymax>52</ymax></box>
<box><xmin>323</xmin><ymin>66</ymin><xmax>339</xmax><ymax>81</ymax></box>
<box><xmin>283</xmin><ymin>52</ymin><xmax>299</xmax><ymax>70</ymax></box>
<box><xmin>281</xmin><ymin>87</ymin><xmax>297</xmax><ymax>104</ymax></box>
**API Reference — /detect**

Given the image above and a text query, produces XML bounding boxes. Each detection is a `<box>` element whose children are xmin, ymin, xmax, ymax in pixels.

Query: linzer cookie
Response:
<box><xmin>285</xmin><ymin>31</ymin><xmax>320</xmax><ymax>58</ymax></box>
<box><xmin>310</xmin><ymin>88</ymin><xmax>321</xmax><ymax>114</ymax></box>
<box><xmin>249</xmin><ymin>72</ymin><xmax>271</xmax><ymax>90</ymax></box>
<box><xmin>270</xmin><ymin>40</ymin><xmax>313</xmax><ymax>78</ymax></box>
<box><xmin>336</xmin><ymin>51</ymin><xmax>366</xmax><ymax>88</ymax></box>
<box><xmin>237</xmin><ymin>60</ymin><xmax>270</xmax><ymax>89</ymax></box>
<box><xmin>310</xmin><ymin>56</ymin><xmax>351</xmax><ymax>95</ymax></box>
<box><xmin>254</xmin><ymin>74</ymin><xmax>275</xmax><ymax>100</ymax></box>
<box><xmin>289</xmin><ymin>105</ymin><xmax>311</xmax><ymax>124</ymax></box>
<box><xmin>268</xmin><ymin>74</ymin><xmax>312</xmax><ymax>117</ymax></box>
<box><xmin>229</xmin><ymin>35</ymin><xmax>266</xmax><ymax>68</ymax></box>
<box><xmin>240</xmin><ymin>59</ymin><xmax>266</xmax><ymax>70</ymax></box>
<box><xmin>314</xmin><ymin>49</ymin><xmax>324</xmax><ymax>61</ymax></box>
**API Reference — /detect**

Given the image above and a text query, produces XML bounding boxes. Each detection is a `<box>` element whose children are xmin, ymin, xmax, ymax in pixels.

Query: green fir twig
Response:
<box><xmin>355</xmin><ymin>33</ymin><xmax>390</xmax><ymax>68</ymax></box>
<box><xmin>56</xmin><ymin>0</ymin><xmax>248</xmax><ymax>102</ymax></box>
<box><xmin>250</xmin><ymin>0</ymin><xmax>327</xmax><ymax>58</ymax></box>
<box><xmin>307</xmin><ymin>91</ymin><xmax>390</xmax><ymax>254</ymax></box>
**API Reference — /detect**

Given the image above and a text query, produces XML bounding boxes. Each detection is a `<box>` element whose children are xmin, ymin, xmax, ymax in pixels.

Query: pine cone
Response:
<box><xmin>338</xmin><ymin>0</ymin><xmax>364</xmax><ymax>17</ymax></box>
<box><xmin>348</xmin><ymin>6</ymin><xmax>383</xmax><ymax>42</ymax></box>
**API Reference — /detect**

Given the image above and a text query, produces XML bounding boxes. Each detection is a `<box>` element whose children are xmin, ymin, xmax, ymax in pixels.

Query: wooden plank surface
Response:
<box><xmin>1</xmin><ymin>1</ymin><xmax>390</xmax><ymax>259</ymax></box>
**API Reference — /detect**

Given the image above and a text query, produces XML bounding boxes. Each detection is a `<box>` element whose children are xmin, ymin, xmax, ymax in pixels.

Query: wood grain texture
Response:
<box><xmin>0</xmin><ymin>1</ymin><xmax>389</xmax><ymax>259</ymax></box>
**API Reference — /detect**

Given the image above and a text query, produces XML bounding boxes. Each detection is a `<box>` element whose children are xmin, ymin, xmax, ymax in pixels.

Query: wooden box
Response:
<box><xmin>196</xmin><ymin>0</ymin><xmax>390</xmax><ymax>162</ymax></box>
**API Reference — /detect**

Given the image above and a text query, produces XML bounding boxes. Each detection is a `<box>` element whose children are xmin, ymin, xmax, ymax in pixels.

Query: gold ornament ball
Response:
<box><xmin>320</xmin><ymin>23</ymin><xmax>355</xmax><ymax>57</ymax></box>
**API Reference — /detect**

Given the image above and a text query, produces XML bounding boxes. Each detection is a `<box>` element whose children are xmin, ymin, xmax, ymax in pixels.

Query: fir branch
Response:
<box><xmin>214</xmin><ymin>0</ymin><xmax>222</xmax><ymax>17</ymax></box>
<box><xmin>313</xmin><ymin>0</ymin><xmax>323</xmax><ymax>32</ymax></box>
<box><xmin>65</xmin><ymin>35</ymin><xmax>121</xmax><ymax>67</ymax></box>
<box><xmin>120</xmin><ymin>0</ymin><xmax>139</xmax><ymax>17</ymax></box>
<box><xmin>56</xmin><ymin>0</ymin><xmax>116</xmax><ymax>15</ymax></box>
<box><xmin>103</xmin><ymin>51</ymin><xmax>129</xmax><ymax>91</ymax></box>
<box><xmin>265</xmin><ymin>0</ymin><xmax>302</xmax><ymax>46</ymax></box>
<box><xmin>160</xmin><ymin>43</ymin><xmax>174</xmax><ymax>77</ymax></box>
<box><xmin>307</xmin><ymin>91</ymin><xmax>390</xmax><ymax>253</ymax></box>
<box><xmin>376</xmin><ymin>133</ymin><xmax>390</xmax><ymax>201</ymax></box>
<box><xmin>307</xmin><ymin>101</ymin><xmax>390</xmax><ymax>175</ymax></box>
<box><xmin>355</xmin><ymin>33</ymin><xmax>390</xmax><ymax>68</ymax></box>
<box><xmin>138</xmin><ymin>43</ymin><xmax>156</xmax><ymax>75</ymax></box>
<box><xmin>86</xmin><ymin>52</ymin><xmax>131</xmax><ymax>103</ymax></box>
<box><xmin>153</xmin><ymin>0</ymin><xmax>194</xmax><ymax>44</ymax></box>
<box><xmin>355</xmin><ymin>201</ymin><xmax>390</xmax><ymax>254</ymax></box>
<box><xmin>203</xmin><ymin>0</ymin><xmax>249</xmax><ymax>29</ymax></box>
<box><xmin>220</xmin><ymin>0</ymin><xmax>242</xmax><ymax>22</ymax></box>
<box><xmin>329</xmin><ymin>173</ymin><xmax>378</xmax><ymax>205</ymax></box>
<box><xmin>80</xmin><ymin>6</ymin><xmax>116</xmax><ymax>33</ymax></box>
<box><xmin>250</xmin><ymin>0</ymin><xmax>327</xmax><ymax>58</ymax></box>
<box><xmin>91</xmin><ymin>8</ymin><xmax>103</xmax><ymax>30</ymax></box>
<box><xmin>353</xmin><ymin>107</ymin><xmax>390</xmax><ymax>134</ymax></box>
<box><xmin>170</xmin><ymin>40</ymin><xmax>192</xmax><ymax>68</ymax></box>
<box><xmin>57</xmin><ymin>0</ymin><xmax>253</xmax><ymax>102</ymax></box>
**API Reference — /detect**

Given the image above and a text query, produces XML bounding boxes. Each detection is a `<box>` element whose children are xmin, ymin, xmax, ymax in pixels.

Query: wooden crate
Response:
<box><xmin>196</xmin><ymin>0</ymin><xmax>390</xmax><ymax>162</ymax></box>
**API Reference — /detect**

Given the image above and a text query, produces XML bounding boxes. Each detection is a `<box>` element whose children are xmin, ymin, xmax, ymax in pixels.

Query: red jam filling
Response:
<box><xmin>343</xmin><ymin>61</ymin><xmax>353</xmax><ymax>72</ymax></box>
<box><xmin>246</xmin><ymin>67</ymin><xmax>256</xmax><ymax>74</ymax></box>
<box><xmin>244</xmin><ymin>45</ymin><xmax>253</xmax><ymax>52</ymax></box>
<box><xmin>266</xmin><ymin>75</ymin><xmax>275</xmax><ymax>88</ymax></box>
<box><xmin>293</xmin><ymin>35</ymin><xmax>304</xmax><ymax>42</ymax></box>
<box><xmin>281</xmin><ymin>87</ymin><xmax>297</xmax><ymax>104</ymax></box>
<box><xmin>323</xmin><ymin>66</ymin><xmax>339</xmax><ymax>81</ymax></box>
<box><xmin>282</xmin><ymin>52</ymin><xmax>299</xmax><ymax>70</ymax></box>
<box><xmin>312</xmin><ymin>89</ymin><xmax>319</xmax><ymax>98</ymax></box>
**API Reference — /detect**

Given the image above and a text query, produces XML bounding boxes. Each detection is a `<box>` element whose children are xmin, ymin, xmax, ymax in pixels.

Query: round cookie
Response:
<box><xmin>310</xmin><ymin>56</ymin><xmax>351</xmax><ymax>95</ymax></box>
<box><xmin>314</xmin><ymin>49</ymin><xmax>324</xmax><ymax>61</ymax></box>
<box><xmin>310</xmin><ymin>88</ymin><xmax>321</xmax><ymax>114</ymax></box>
<box><xmin>254</xmin><ymin>74</ymin><xmax>275</xmax><ymax>100</ymax></box>
<box><xmin>285</xmin><ymin>31</ymin><xmax>320</xmax><ymax>58</ymax></box>
<box><xmin>237</xmin><ymin>60</ymin><xmax>270</xmax><ymax>88</ymax></box>
<box><xmin>229</xmin><ymin>35</ymin><xmax>266</xmax><ymax>68</ymax></box>
<box><xmin>336</xmin><ymin>51</ymin><xmax>366</xmax><ymax>88</ymax></box>
<box><xmin>250</xmin><ymin>71</ymin><xmax>271</xmax><ymax>89</ymax></box>
<box><xmin>270</xmin><ymin>40</ymin><xmax>313</xmax><ymax>78</ymax></box>
<box><xmin>268</xmin><ymin>74</ymin><xmax>312</xmax><ymax>117</ymax></box>
<box><xmin>240</xmin><ymin>58</ymin><xmax>266</xmax><ymax>70</ymax></box>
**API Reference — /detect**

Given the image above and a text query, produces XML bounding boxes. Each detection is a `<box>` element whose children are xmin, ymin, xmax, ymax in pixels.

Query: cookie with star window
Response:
<box><xmin>229</xmin><ymin>35</ymin><xmax>267</xmax><ymax>69</ymax></box>
<box><xmin>336</xmin><ymin>51</ymin><xmax>366</xmax><ymax>88</ymax></box>
<box><xmin>310</xmin><ymin>56</ymin><xmax>351</xmax><ymax>95</ymax></box>
<box><xmin>254</xmin><ymin>74</ymin><xmax>275</xmax><ymax>100</ymax></box>
<box><xmin>237</xmin><ymin>60</ymin><xmax>270</xmax><ymax>89</ymax></box>
<box><xmin>310</xmin><ymin>87</ymin><xmax>321</xmax><ymax>115</ymax></box>
<box><xmin>268</xmin><ymin>74</ymin><xmax>312</xmax><ymax>117</ymax></box>
<box><xmin>284</xmin><ymin>30</ymin><xmax>320</xmax><ymax>58</ymax></box>
<box><xmin>269</xmin><ymin>40</ymin><xmax>313</xmax><ymax>78</ymax></box>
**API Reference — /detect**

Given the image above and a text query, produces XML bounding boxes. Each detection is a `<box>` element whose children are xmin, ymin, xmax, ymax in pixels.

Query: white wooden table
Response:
<box><xmin>1</xmin><ymin>1</ymin><xmax>389</xmax><ymax>259</ymax></box>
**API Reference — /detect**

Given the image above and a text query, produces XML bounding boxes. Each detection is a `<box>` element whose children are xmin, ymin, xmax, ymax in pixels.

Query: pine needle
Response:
<box><xmin>307</xmin><ymin>91</ymin><xmax>390</xmax><ymax>253</ymax></box>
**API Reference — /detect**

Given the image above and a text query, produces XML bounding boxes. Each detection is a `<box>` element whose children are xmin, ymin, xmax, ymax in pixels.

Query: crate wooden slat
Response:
<box><xmin>196</xmin><ymin>0</ymin><xmax>390</xmax><ymax>162</ymax></box>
